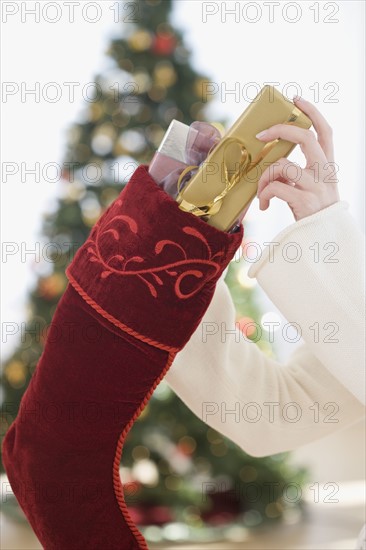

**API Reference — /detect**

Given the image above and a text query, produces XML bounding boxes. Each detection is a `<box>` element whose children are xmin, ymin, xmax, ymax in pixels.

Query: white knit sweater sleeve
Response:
<box><xmin>164</xmin><ymin>201</ymin><xmax>365</xmax><ymax>457</ymax></box>
<box><xmin>248</xmin><ymin>200</ymin><xmax>365</xmax><ymax>405</ymax></box>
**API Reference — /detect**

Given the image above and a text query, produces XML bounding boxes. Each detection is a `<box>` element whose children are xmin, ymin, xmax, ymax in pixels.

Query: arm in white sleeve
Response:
<box><xmin>165</xmin><ymin>201</ymin><xmax>365</xmax><ymax>457</ymax></box>
<box><xmin>248</xmin><ymin>200</ymin><xmax>366</xmax><ymax>405</ymax></box>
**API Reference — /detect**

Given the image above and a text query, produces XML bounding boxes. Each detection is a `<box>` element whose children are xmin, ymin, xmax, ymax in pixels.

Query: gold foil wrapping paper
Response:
<box><xmin>176</xmin><ymin>85</ymin><xmax>312</xmax><ymax>232</ymax></box>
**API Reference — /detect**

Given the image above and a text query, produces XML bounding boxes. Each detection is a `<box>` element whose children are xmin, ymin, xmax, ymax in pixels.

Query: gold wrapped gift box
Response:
<box><xmin>176</xmin><ymin>85</ymin><xmax>312</xmax><ymax>232</ymax></box>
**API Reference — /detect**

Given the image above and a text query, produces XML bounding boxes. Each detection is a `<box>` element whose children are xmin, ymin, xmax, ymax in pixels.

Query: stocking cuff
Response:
<box><xmin>66</xmin><ymin>164</ymin><xmax>243</xmax><ymax>351</ymax></box>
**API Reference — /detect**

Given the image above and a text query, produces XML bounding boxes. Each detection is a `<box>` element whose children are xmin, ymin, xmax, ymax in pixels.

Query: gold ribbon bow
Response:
<box><xmin>176</xmin><ymin>106</ymin><xmax>302</xmax><ymax>219</ymax></box>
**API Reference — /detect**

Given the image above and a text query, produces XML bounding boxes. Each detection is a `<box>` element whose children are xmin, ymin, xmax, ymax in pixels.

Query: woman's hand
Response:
<box><xmin>255</xmin><ymin>96</ymin><xmax>340</xmax><ymax>221</ymax></box>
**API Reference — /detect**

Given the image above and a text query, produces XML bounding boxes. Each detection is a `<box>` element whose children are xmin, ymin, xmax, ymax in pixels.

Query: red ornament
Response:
<box><xmin>178</xmin><ymin>439</ymin><xmax>196</xmax><ymax>456</ymax></box>
<box><xmin>61</xmin><ymin>168</ymin><xmax>70</xmax><ymax>182</ymax></box>
<box><xmin>151</xmin><ymin>32</ymin><xmax>177</xmax><ymax>56</ymax></box>
<box><xmin>237</xmin><ymin>316</ymin><xmax>257</xmax><ymax>338</ymax></box>
<box><xmin>201</xmin><ymin>490</ymin><xmax>243</xmax><ymax>525</ymax></box>
<box><xmin>128</xmin><ymin>505</ymin><xmax>173</xmax><ymax>526</ymax></box>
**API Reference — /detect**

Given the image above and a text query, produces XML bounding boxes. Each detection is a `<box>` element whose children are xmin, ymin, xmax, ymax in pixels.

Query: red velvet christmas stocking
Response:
<box><xmin>2</xmin><ymin>165</ymin><xmax>243</xmax><ymax>549</ymax></box>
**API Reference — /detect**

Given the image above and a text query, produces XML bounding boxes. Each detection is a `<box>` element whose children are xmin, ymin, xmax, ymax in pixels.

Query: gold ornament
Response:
<box><xmin>89</xmin><ymin>102</ymin><xmax>104</xmax><ymax>122</ymax></box>
<box><xmin>136</xmin><ymin>105</ymin><xmax>152</xmax><ymax>124</ymax></box>
<box><xmin>189</xmin><ymin>101</ymin><xmax>205</xmax><ymax>120</ymax></box>
<box><xmin>127</xmin><ymin>30</ymin><xmax>153</xmax><ymax>52</ymax></box>
<box><xmin>101</xmin><ymin>188</ymin><xmax>120</xmax><ymax>207</ymax></box>
<box><xmin>194</xmin><ymin>78</ymin><xmax>214</xmax><ymax>101</ymax></box>
<box><xmin>240</xmin><ymin>465</ymin><xmax>258</xmax><ymax>482</ymax></box>
<box><xmin>64</xmin><ymin>182</ymin><xmax>86</xmax><ymax>202</ymax></box>
<box><xmin>39</xmin><ymin>273</ymin><xmax>67</xmax><ymax>298</ymax></box>
<box><xmin>4</xmin><ymin>360</ymin><xmax>27</xmax><ymax>388</ymax></box>
<box><xmin>148</xmin><ymin>85</ymin><xmax>167</xmax><ymax>102</ymax></box>
<box><xmin>144</xmin><ymin>123</ymin><xmax>166</xmax><ymax>148</ymax></box>
<box><xmin>132</xmin><ymin>71</ymin><xmax>152</xmax><ymax>94</ymax></box>
<box><xmin>153</xmin><ymin>61</ymin><xmax>177</xmax><ymax>88</ymax></box>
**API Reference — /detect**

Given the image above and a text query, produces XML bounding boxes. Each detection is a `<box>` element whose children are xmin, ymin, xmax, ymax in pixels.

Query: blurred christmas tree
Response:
<box><xmin>1</xmin><ymin>0</ymin><xmax>307</xmax><ymax>539</ymax></box>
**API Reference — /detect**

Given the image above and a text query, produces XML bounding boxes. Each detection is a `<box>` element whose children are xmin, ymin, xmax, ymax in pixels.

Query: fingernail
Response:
<box><xmin>293</xmin><ymin>95</ymin><xmax>302</xmax><ymax>102</ymax></box>
<box><xmin>256</xmin><ymin>130</ymin><xmax>268</xmax><ymax>139</ymax></box>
